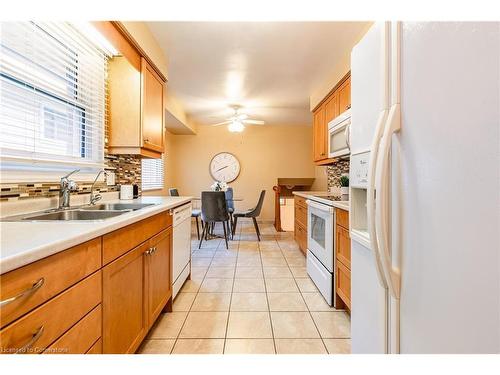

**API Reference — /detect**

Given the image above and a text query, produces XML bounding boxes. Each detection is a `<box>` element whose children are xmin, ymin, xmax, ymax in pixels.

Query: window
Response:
<box><xmin>142</xmin><ymin>158</ymin><xmax>164</xmax><ymax>191</ymax></box>
<box><xmin>0</xmin><ymin>22</ymin><xmax>108</xmax><ymax>172</ymax></box>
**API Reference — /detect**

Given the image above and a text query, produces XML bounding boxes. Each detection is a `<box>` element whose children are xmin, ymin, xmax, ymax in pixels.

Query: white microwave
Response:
<box><xmin>328</xmin><ymin>109</ymin><xmax>351</xmax><ymax>158</ymax></box>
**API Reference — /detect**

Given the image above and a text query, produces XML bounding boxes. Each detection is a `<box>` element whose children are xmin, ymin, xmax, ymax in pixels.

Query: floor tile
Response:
<box><xmin>179</xmin><ymin>312</ymin><xmax>229</xmax><ymax>338</ymax></box>
<box><xmin>302</xmin><ymin>292</ymin><xmax>338</xmax><ymax>311</ymax></box>
<box><xmin>275</xmin><ymin>339</ymin><xmax>327</xmax><ymax>354</ymax></box>
<box><xmin>192</xmin><ymin>250</ymin><xmax>216</xmax><ymax>258</ymax></box>
<box><xmin>148</xmin><ymin>312</ymin><xmax>188</xmax><ymax>339</ymax></box>
<box><xmin>224</xmin><ymin>339</ymin><xmax>275</xmax><ymax>354</ymax></box>
<box><xmin>230</xmin><ymin>293</ymin><xmax>268</xmax><ymax>311</ymax></box>
<box><xmin>179</xmin><ymin>279</ymin><xmax>202</xmax><ymax>293</ymax></box>
<box><xmin>265</xmin><ymin>278</ymin><xmax>299</xmax><ymax>293</ymax></box>
<box><xmin>191</xmin><ymin>266</ymin><xmax>209</xmax><ymax>280</ymax></box>
<box><xmin>138</xmin><ymin>339</ymin><xmax>175</xmax><ymax>354</ymax></box>
<box><xmin>191</xmin><ymin>293</ymin><xmax>231</xmax><ymax>311</ymax></box>
<box><xmin>227</xmin><ymin>312</ymin><xmax>273</xmax><ymax>338</ymax></box>
<box><xmin>235</xmin><ymin>266</ymin><xmax>263</xmax><ymax>279</ymax></box>
<box><xmin>260</xmin><ymin>251</ymin><xmax>286</xmax><ymax>259</ymax></box>
<box><xmin>311</xmin><ymin>312</ymin><xmax>351</xmax><ymax>338</ymax></box>
<box><xmin>271</xmin><ymin>312</ymin><xmax>320</xmax><ymax>338</ymax></box>
<box><xmin>262</xmin><ymin>257</ymin><xmax>288</xmax><ymax>267</ymax></box>
<box><xmin>172</xmin><ymin>293</ymin><xmax>196</xmax><ymax>312</ymax></box>
<box><xmin>213</xmin><ymin>250</ymin><xmax>238</xmax><ymax>258</ymax></box>
<box><xmin>286</xmin><ymin>256</ymin><xmax>306</xmax><ymax>267</ymax></box>
<box><xmin>295</xmin><ymin>278</ymin><xmax>318</xmax><ymax>293</ymax></box>
<box><xmin>172</xmin><ymin>339</ymin><xmax>225</xmax><ymax>354</ymax></box>
<box><xmin>237</xmin><ymin>257</ymin><xmax>262</xmax><ymax>267</ymax></box>
<box><xmin>191</xmin><ymin>257</ymin><xmax>212</xmax><ymax>267</ymax></box>
<box><xmin>199</xmin><ymin>278</ymin><xmax>234</xmax><ymax>293</ymax></box>
<box><xmin>267</xmin><ymin>292</ymin><xmax>307</xmax><ymax>311</ymax></box>
<box><xmin>233</xmin><ymin>278</ymin><xmax>266</xmax><ymax>292</ymax></box>
<box><xmin>205</xmin><ymin>266</ymin><xmax>235</xmax><ymax>278</ymax></box>
<box><xmin>263</xmin><ymin>266</ymin><xmax>293</xmax><ymax>278</ymax></box>
<box><xmin>210</xmin><ymin>257</ymin><xmax>237</xmax><ymax>267</ymax></box>
<box><xmin>324</xmin><ymin>339</ymin><xmax>351</xmax><ymax>354</ymax></box>
<box><xmin>290</xmin><ymin>267</ymin><xmax>308</xmax><ymax>278</ymax></box>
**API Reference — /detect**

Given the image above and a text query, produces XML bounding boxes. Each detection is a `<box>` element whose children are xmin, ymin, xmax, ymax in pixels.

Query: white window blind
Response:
<box><xmin>0</xmin><ymin>22</ymin><xmax>108</xmax><ymax>169</ymax></box>
<box><xmin>142</xmin><ymin>158</ymin><xmax>164</xmax><ymax>191</ymax></box>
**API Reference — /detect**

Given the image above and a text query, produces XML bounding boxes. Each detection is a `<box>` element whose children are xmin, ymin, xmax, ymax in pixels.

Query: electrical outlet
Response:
<box><xmin>106</xmin><ymin>172</ymin><xmax>116</xmax><ymax>186</ymax></box>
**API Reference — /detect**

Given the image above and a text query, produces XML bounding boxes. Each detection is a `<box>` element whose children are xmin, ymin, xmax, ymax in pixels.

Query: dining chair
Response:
<box><xmin>232</xmin><ymin>190</ymin><xmax>266</xmax><ymax>241</ymax></box>
<box><xmin>225</xmin><ymin>187</ymin><xmax>235</xmax><ymax>239</ymax></box>
<box><xmin>169</xmin><ymin>187</ymin><xmax>202</xmax><ymax>240</ymax></box>
<box><xmin>199</xmin><ymin>191</ymin><xmax>231</xmax><ymax>249</ymax></box>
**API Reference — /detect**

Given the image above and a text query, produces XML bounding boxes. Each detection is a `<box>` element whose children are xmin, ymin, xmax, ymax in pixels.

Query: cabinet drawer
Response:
<box><xmin>336</xmin><ymin>225</ymin><xmax>351</xmax><ymax>269</ymax></box>
<box><xmin>0</xmin><ymin>271</ymin><xmax>101</xmax><ymax>354</ymax></box>
<box><xmin>336</xmin><ymin>208</ymin><xmax>349</xmax><ymax>229</ymax></box>
<box><xmin>294</xmin><ymin>196</ymin><xmax>307</xmax><ymax>209</ymax></box>
<box><xmin>44</xmin><ymin>304</ymin><xmax>101</xmax><ymax>354</ymax></box>
<box><xmin>336</xmin><ymin>260</ymin><xmax>351</xmax><ymax>310</ymax></box>
<box><xmin>0</xmin><ymin>238</ymin><xmax>101</xmax><ymax>328</ymax></box>
<box><xmin>103</xmin><ymin>212</ymin><xmax>172</xmax><ymax>265</ymax></box>
<box><xmin>86</xmin><ymin>338</ymin><xmax>102</xmax><ymax>354</ymax></box>
<box><xmin>295</xmin><ymin>204</ymin><xmax>308</xmax><ymax>227</ymax></box>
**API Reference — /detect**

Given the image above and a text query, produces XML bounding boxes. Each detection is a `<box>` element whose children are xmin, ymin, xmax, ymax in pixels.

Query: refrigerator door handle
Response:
<box><xmin>367</xmin><ymin>109</ymin><xmax>389</xmax><ymax>288</ymax></box>
<box><xmin>375</xmin><ymin>103</ymin><xmax>401</xmax><ymax>299</ymax></box>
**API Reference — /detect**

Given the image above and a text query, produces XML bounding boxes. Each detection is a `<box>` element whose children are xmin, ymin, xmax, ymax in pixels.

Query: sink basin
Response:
<box><xmin>22</xmin><ymin>210</ymin><xmax>125</xmax><ymax>221</ymax></box>
<box><xmin>82</xmin><ymin>203</ymin><xmax>154</xmax><ymax>211</ymax></box>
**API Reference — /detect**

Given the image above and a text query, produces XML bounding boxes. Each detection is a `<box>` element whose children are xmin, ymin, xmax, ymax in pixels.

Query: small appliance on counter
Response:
<box><xmin>119</xmin><ymin>184</ymin><xmax>134</xmax><ymax>200</ymax></box>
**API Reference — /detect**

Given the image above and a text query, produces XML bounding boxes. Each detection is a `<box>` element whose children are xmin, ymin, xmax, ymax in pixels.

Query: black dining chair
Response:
<box><xmin>199</xmin><ymin>191</ymin><xmax>231</xmax><ymax>249</ymax></box>
<box><xmin>225</xmin><ymin>187</ymin><xmax>235</xmax><ymax>239</ymax></box>
<box><xmin>169</xmin><ymin>188</ymin><xmax>202</xmax><ymax>240</ymax></box>
<box><xmin>232</xmin><ymin>190</ymin><xmax>266</xmax><ymax>241</ymax></box>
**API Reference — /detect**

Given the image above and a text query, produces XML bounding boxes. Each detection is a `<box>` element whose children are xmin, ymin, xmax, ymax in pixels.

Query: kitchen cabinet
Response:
<box><xmin>108</xmin><ymin>56</ymin><xmax>165</xmax><ymax>158</ymax></box>
<box><xmin>311</xmin><ymin>74</ymin><xmax>351</xmax><ymax>165</ymax></box>
<box><xmin>334</xmin><ymin>208</ymin><xmax>351</xmax><ymax>310</ymax></box>
<box><xmin>294</xmin><ymin>195</ymin><xmax>308</xmax><ymax>255</ymax></box>
<box><xmin>0</xmin><ymin>211</ymin><xmax>174</xmax><ymax>355</ymax></box>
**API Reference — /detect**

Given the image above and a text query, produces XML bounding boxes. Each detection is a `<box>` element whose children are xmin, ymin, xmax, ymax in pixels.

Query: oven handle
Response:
<box><xmin>306</xmin><ymin>200</ymin><xmax>335</xmax><ymax>214</ymax></box>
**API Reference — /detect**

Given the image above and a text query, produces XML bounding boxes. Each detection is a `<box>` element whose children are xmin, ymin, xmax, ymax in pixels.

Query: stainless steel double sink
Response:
<box><xmin>3</xmin><ymin>203</ymin><xmax>155</xmax><ymax>221</ymax></box>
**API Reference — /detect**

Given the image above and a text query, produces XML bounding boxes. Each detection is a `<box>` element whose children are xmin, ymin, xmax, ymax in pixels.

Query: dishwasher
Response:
<box><xmin>172</xmin><ymin>203</ymin><xmax>192</xmax><ymax>298</ymax></box>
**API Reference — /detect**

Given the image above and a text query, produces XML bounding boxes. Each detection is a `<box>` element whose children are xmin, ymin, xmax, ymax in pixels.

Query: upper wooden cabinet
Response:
<box><xmin>312</xmin><ymin>74</ymin><xmax>351</xmax><ymax>164</ymax></box>
<box><xmin>108</xmin><ymin>56</ymin><xmax>165</xmax><ymax>158</ymax></box>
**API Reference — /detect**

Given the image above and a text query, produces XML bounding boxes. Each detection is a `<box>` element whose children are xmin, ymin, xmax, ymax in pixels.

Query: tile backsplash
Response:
<box><xmin>326</xmin><ymin>159</ymin><xmax>350</xmax><ymax>190</ymax></box>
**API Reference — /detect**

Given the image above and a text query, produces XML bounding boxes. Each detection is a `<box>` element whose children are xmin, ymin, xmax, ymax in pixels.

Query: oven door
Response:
<box><xmin>328</xmin><ymin>115</ymin><xmax>351</xmax><ymax>158</ymax></box>
<box><xmin>306</xmin><ymin>200</ymin><xmax>335</xmax><ymax>272</ymax></box>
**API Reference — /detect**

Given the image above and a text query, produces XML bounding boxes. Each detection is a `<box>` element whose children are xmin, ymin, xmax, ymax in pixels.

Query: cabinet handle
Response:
<box><xmin>0</xmin><ymin>278</ymin><xmax>44</xmax><ymax>308</ymax></box>
<box><xmin>15</xmin><ymin>325</ymin><xmax>44</xmax><ymax>354</ymax></box>
<box><xmin>145</xmin><ymin>247</ymin><xmax>153</xmax><ymax>255</ymax></box>
<box><xmin>346</xmin><ymin>104</ymin><xmax>351</xmax><ymax>110</ymax></box>
<box><xmin>144</xmin><ymin>138</ymin><xmax>150</xmax><ymax>143</ymax></box>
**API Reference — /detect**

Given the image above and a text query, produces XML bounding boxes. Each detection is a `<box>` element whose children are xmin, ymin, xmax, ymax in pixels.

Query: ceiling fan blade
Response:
<box><xmin>242</xmin><ymin>119</ymin><xmax>265</xmax><ymax>125</ymax></box>
<box><xmin>211</xmin><ymin>120</ymin><xmax>231</xmax><ymax>126</ymax></box>
<box><xmin>236</xmin><ymin>114</ymin><xmax>248</xmax><ymax>120</ymax></box>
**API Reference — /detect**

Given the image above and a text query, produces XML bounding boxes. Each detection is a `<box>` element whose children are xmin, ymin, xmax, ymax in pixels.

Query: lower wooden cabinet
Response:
<box><xmin>102</xmin><ymin>225</ymin><xmax>173</xmax><ymax>354</ymax></box>
<box><xmin>335</xmin><ymin>208</ymin><xmax>351</xmax><ymax>310</ymax></box>
<box><xmin>102</xmin><ymin>241</ymin><xmax>149</xmax><ymax>354</ymax></box>
<box><xmin>336</xmin><ymin>260</ymin><xmax>351</xmax><ymax>310</ymax></box>
<box><xmin>293</xmin><ymin>196</ymin><xmax>308</xmax><ymax>255</ymax></box>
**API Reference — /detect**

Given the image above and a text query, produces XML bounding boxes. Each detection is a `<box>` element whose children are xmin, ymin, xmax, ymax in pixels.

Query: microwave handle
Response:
<box><xmin>345</xmin><ymin>123</ymin><xmax>351</xmax><ymax>151</ymax></box>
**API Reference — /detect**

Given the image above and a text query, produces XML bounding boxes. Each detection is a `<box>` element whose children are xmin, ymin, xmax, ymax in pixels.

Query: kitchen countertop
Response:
<box><xmin>292</xmin><ymin>191</ymin><xmax>350</xmax><ymax>211</ymax></box>
<box><xmin>0</xmin><ymin>196</ymin><xmax>192</xmax><ymax>274</ymax></box>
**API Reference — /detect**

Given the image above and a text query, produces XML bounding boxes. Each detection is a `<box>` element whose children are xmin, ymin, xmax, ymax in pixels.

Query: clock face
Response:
<box><xmin>209</xmin><ymin>152</ymin><xmax>240</xmax><ymax>183</ymax></box>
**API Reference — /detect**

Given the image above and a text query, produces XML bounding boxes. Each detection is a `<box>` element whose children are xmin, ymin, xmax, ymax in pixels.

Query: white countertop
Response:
<box><xmin>0</xmin><ymin>196</ymin><xmax>192</xmax><ymax>274</ymax></box>
<box><xmin>292</xmin><ymin>191</ymin><xmax>350</xmax><ymax>211</ymax></box>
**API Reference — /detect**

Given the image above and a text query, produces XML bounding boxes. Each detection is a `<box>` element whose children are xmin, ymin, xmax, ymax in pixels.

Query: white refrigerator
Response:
<box><xmin>349</xmin><ymin>22</ymin><xmax>500</xmax><ymax>354</ymax></box>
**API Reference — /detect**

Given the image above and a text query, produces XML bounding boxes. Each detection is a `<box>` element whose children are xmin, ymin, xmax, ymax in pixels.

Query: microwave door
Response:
<box><xmin>329</xmin><ymin>122</ymin><xmax>350</xmax><ymax>158</ymax></box>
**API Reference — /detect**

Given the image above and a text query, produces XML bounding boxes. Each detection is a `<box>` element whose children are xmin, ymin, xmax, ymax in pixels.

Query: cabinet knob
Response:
<box><xmin>144</xmin><ymin>138</ymin><xmax>150</xmax><ymax>143</ymax></box>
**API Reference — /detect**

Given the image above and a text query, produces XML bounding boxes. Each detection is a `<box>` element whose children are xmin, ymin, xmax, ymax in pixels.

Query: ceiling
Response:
<box><xmin>147</xmin><ymin>22</ymin><xmax>370</xmax><ymax>127</ymax></box>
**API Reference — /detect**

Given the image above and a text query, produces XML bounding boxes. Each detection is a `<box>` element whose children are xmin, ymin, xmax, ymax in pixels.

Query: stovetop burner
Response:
<box><xmin>313</xmin><ymin>195</ymin><xmax>347</xmax><ymax>202</ymax></box>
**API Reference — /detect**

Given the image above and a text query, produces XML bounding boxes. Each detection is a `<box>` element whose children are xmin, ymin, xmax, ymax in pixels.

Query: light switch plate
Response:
<box><xmin>106</xmin><ymin>172</ymin><xmax>116</xmax><ymax>186</ymax></box>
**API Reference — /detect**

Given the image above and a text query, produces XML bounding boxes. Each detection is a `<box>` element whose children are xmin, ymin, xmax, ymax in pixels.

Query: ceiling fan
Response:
<box><xmin>210</xmin><ymin>105</ymin><xmax>265</xmax><ymax>132</ymax></box>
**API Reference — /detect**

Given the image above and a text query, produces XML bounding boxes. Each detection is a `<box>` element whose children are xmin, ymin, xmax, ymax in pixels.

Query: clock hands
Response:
<box><xmin>215</xmin><ymin>165</ymin><xmax>229</xmax><ymax>172</ymax></box>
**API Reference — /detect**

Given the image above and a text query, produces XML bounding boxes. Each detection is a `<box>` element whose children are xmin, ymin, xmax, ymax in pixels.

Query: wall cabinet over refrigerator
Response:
<box><xmin>108</xmin><ymin>56</ymin><xmax>165</xmax><ymax>158</ymax></box>
<box><xmin>312</xmin><ymin>74</ymin><xmax>351</xmax><ymax>165</ymax></box>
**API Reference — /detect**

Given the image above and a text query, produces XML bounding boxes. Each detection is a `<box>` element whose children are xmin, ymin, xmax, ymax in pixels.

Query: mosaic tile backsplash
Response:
<box><xmin>0</xmin><ymin>154</ymin><xmax>142</xmax><ymax>202</ymax></box>
<box><xmin>326</xmin><ymin>159</ymin><xmax>350</xmax><ymax>189</ymax></box>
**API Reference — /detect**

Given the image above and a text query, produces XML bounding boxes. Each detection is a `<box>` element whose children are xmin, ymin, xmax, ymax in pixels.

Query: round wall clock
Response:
<box><xmin>209</xmin><ymin>152</ymin><xmax>240</xmax><ymax>183</ymax></box>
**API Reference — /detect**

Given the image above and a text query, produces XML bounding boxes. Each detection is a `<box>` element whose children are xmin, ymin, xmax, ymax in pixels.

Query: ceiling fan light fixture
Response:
<box><xmin>228</xmin><ymin>120</ymin><xmax>244</xmax><ymax>132</ymax></box>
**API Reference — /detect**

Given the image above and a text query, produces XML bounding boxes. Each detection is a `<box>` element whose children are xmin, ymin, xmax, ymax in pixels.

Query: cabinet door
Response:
<box><xmin>141</xmin><ymin>58</ymin><xmax>164</xmax><ymax>153</ymax></box>
<box><xmin>313</xmin><ymin>106</ymin><xmax>326</xmax><ymax>161</ymax></box>
<box><xmin>338</xmin><ymin>77</ymin><xmax>351</xmax><ymax>115</ymax></box>
<box><xmin>336</xmin><ymin>224</ymin><xmax>351</xmax><ymax>269</ymax></box>
<box><xmin>336</xmin><ymin>260</ymin><xmax>351</xmax><ymax>310</ymax></box>
<box><xmin>324</xmin><ymin>92</ymin><xmax>339</xmax><ymax>124</ymax></box>
<box><xmin>147</xmin><ymin>228</ymin><xmax>172</xmax><ymax>327</ymax></box>
<box><xmin>102</xmin><ymin>242</ymin><xmax>148</xmax><ymax>354</ymax></box>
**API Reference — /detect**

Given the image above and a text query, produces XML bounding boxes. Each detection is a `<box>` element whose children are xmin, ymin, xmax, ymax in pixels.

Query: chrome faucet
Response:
<box><xmin>90</xmin><ymin>170</ymin><xmax>109</xmax><ymax>205</ymax></box>
<box><xmin>59</xmin><ymin>169</ymin><xmax>79</xmax><ymax>209</ymax></box>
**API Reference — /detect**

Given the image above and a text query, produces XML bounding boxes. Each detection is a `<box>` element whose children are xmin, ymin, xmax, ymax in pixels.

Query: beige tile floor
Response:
<box><xmin>138</xmin><ymin>221</ymin><xmax>351</xmax><ymax>354</ymax></box>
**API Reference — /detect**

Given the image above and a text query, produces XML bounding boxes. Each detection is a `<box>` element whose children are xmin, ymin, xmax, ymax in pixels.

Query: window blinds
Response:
<box><xmin>0</xmin><ymin>22</ymin><xmax>108</xmax><ymax>168</ymax></box>
<box><xmin>142</xmin><ymin>158</ymin><xmax>164</xmax><ymax>191</ymax></box>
